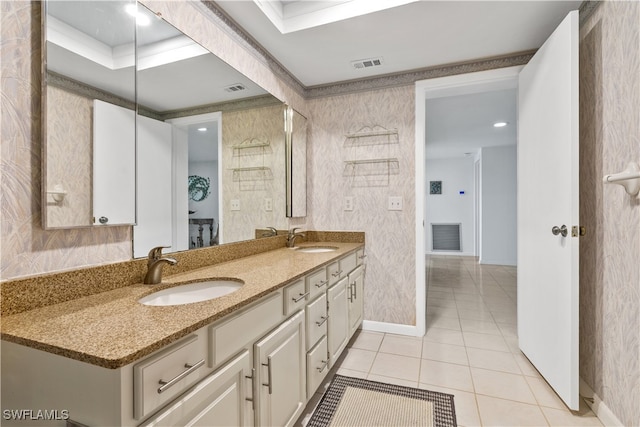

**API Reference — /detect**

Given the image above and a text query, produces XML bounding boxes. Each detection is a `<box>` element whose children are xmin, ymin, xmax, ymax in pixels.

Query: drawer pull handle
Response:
<box><xmin>331</xmin><ymin>270</ymin><xmax>341</xmax><ymax>278</ymax></box>
<box><xmin>315</xmin><ymin>280</ymin><xmax>328</xmax><ymax>288</ymax></box>
<box><xmin>262</xmin><ymin>357</ymin><xmax>273</xmax><ymax>394</ymax></box>
<box><xmin>316</xmin><ymin>316</ymin><xmax>329</xmax><ymax>327</ymax></box>
<box><xmin>157</xmin><ymin>359</ymin><xmax>205</xmax><ymax>394</ymax></box>
<box><xmin>292</xmin><ymin>292</ymin><xmax>309</xmax><ymax>303</ymax></box>
<box><xmin>317</xmin><ymin>360</ymin><xmax>329</xmax><ymax>373</ymax></box>
<box><xmin>358</xmin><ymin>254</ymin><xmax>367</xmax><ymax>259</ymax></box>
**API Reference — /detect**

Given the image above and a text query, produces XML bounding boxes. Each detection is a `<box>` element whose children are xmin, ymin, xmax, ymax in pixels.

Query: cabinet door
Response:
<box><xmin>254</xmin><ymin>310</ymin><xmax>306</xmax><ymax>427</ymax></box>
<box><xmin>348</xmin><ymin>265</ymin><xmax>365</xmax><ymax>336</ymax></box>
<box><xmin>142</xmin><ymin>350</ymin><xmax>253</xmax><ymax>427</ymax></box>
<box><xmin>327</xmin><ymin>278</ymin><xmax>349</xmax><ymax>366</ymax></box>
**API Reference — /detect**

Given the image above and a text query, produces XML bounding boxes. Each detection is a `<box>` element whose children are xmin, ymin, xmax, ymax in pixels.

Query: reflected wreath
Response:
<box><xmin>188</xmin><ymin>175</ymin><xmax>211</xmax><ymax>201</ymax></box>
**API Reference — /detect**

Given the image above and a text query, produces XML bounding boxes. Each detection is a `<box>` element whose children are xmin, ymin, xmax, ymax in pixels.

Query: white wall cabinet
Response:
<box><xmin>254</xmin><ymin>310</ymin><xmax>306</xmax><ymax>427</ymax></box>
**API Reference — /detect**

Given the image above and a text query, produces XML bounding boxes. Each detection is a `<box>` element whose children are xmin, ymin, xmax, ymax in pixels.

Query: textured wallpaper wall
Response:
<box><xmin>579</xmin><ymin>2</ymin><xmax>640</xmax><ymax>426</ymax></box>
<box><xmin>306</xmin><ymin>87</ymin><xmax>416</xmax><ymax>325</ymax></box>
<box><xmin>221</xmin><ymin>104</ymin><xmax>288</xmax><ymax>243</ymax></box>
<box><xmin>1</xmin><ymin>2</ymin><xmax>132</xmax><ymax>280</ymax></box>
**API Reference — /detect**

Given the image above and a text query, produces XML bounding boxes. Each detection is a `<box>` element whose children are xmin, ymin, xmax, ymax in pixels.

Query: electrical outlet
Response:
<box><xmin>344</xmin><ymin>196</ymin><xmax>354</xmax><ymax>211</ymax></box>
<box><xmin>231</xmin><ymin>199</ymin><xmax>240</xmax><ymax>211</ymax></box>
<box><xmin>388</xmin><ymin>196</ymin><xmax>403</xmax><ymax>211</ymax></box>
<box><xmin>264</xmin><ymin>198</ymin><xmax>273</xmax><ymax>212</ymax></box>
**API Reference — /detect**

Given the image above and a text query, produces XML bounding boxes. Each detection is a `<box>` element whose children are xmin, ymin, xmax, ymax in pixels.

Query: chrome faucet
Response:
<box><xmin>261</xmin><ymin>227</ymin><xmax>278</xmax><ymax>237</ymax></box>
<box><xmin>286</xmin><ymin>228</ymin><xmax>306</xmax><ymax>248</ymax></box>
<box><xmin>144</xmin><ymin>246</ymin><xmax>177</xmax><ymax>284</ymax></box>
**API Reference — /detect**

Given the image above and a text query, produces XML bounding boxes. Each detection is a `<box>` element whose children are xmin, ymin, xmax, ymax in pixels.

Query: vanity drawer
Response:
<box><xmin>306</xmin><ymin>336</ymin><xmax>329</xmax><ymax>398</ymax></box>
<box><xmin>327</xmin><ymin>252</ymin><xmax>358</xmax><ymax>286</ymax></box>
<box><xmin>305</xmin><ymin>293</ymin><xmax>327</xmax><ymax>350</ymax></box>
<box><xmin>134</xmin><ymin>334</ymin><xmax>206</xmax><ymax>420</ymax></box>
<box><xmin>209</xmin><ymin>291</ymin><xmax>283</xmax><ymax>368</ymax></box>
<box><xmin>306</xmin><ymin>268</ymin><xmax>328</xmax><ymax>300</ymax></box>
<box><xmin>284</xmin><ymin>279</ymin><xmax>307</xmax><ymax>315</ymax></box>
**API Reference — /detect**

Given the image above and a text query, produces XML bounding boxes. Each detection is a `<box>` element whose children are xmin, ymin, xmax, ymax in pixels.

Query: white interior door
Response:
<box><xmin>517</xmin><ymin>11</ymin><xmax>579</xmax><ymax>410</ymax></box>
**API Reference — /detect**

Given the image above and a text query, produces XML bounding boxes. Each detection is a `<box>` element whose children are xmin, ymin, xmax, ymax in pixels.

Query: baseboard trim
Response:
<box><xmin>361</xmin><ymin>320</ymin><xmax>421</xmax><ymax>337</ymax></box>
<box><xmin>579</xmin><ymin>378</ymin><xmax>623</xmax><ymax>426</ymax></box>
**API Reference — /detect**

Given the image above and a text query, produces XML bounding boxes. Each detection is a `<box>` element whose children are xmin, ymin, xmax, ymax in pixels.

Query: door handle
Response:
<box><xmin>552</xmin><ymin>225</ymin><xmax>568</xmax><ymax>237</ymax></box>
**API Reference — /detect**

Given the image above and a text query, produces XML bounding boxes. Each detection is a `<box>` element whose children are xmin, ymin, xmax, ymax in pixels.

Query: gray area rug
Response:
<box><xmin>306</xmin><ymin>375</ymin><xmax>457</xmax><ymax>427</ymax></box>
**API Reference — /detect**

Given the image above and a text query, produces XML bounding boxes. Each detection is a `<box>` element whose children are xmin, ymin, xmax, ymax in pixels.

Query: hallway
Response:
<box><xmin>329</xmin><ymin>255</ymin><xmax>602</xmax><ymax>426</ymax></box>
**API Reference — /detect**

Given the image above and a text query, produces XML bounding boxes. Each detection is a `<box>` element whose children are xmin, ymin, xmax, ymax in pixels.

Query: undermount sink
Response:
<box><xmin>139</xmin><ymin>280</ymin><xmax>244</xmax><ymax>306</ymax></box>
<box><xmin>294</xmin><ymin>246</ymin><xmax>338</xmax><ymax>253</ymax></box>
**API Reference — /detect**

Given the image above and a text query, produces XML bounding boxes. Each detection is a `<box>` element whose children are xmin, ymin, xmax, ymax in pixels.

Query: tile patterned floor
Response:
<box><xmin>298</xmin><ymin>255</ymin><xmax>603</xmax><ymax>427</ymax></box>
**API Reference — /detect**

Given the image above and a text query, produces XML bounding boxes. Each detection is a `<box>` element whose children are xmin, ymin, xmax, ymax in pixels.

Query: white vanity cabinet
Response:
<box><xmin>327</xmin><ymin>277</ymin><xmax>349</xmax><ymax>367</ymax></box>
<box><xmin>254</xmin><ymin>310</ymin><xmax>306</xmax><ymax>427</ymax></box>
<box><xmin>1</xmin><ymin>246</ymin><xmax>365</xmax><ymax>427</ymax></box>
<box><xmin>141</xmin><ymin>350</ymin><xmax>253</xmax><ymax>427</ymax></box>
<box><xmin>348</xmin><ymin>265</ymin><xmax>365</xmax><ymax>336</ymax></box>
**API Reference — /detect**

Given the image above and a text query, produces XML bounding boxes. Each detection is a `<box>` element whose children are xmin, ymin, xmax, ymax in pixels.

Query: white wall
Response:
<box><xmin>425</xmin><ymin>157</ymin><xmax>475</xmax><ymax>255</ymax></box>
<box><xmin>479</xmin><ymin>145</ymin><xmax>517</xmax><ymax>265</ymax></box>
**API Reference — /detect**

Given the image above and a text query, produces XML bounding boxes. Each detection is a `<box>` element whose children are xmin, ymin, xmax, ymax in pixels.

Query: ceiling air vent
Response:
<box><xmin>351</xmin><ymin>57</ymin><xmax>384</xmax><ymax>70</ymax></box>
<box><xmin>224</xmin><ymin>83</ymin><xmax>246</xmax><ymax>93</ymax></box>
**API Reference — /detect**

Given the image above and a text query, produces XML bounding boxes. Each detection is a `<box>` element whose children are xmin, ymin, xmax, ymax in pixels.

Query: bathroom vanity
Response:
<box><xmin>1</xmin><ymin>242</ymin><xmax>365</xmax><ymax>427</ymax></box>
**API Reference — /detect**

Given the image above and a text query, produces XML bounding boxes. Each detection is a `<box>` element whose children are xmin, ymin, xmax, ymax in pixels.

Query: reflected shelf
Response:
<box><xmin>344</xmin><ymin>125</ymin><xmax>399</xmax><ymax>147</ymax></box>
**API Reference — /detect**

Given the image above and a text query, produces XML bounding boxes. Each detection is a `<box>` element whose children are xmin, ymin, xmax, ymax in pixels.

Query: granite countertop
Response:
<box><xmin>0</xmin><ymin>242</ymin><xmax>363</xmax><ymax>369</ymax></box>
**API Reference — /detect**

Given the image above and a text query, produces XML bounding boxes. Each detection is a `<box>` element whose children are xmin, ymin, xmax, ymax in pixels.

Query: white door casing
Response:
<box><xmin>517</xmin><ymin>10</ymin><xmax>579</xmax><ymax>411</ymax></box>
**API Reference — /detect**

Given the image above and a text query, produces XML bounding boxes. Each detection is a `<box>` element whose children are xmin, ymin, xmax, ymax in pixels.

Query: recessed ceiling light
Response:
<box><xmin>493</xmin><ymin>122</ymin><xmax>508</xmax><ymax>128</ymax></box>
<box><xmin>197</xmin><ymin>127</ymin><xmax>207</xmax><ymax>132</ymax></box>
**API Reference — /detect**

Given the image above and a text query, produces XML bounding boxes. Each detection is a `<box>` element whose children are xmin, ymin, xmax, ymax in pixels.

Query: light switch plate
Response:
<box><xmin>231</xmin><ymin>199</ymin><xmax>240</xmax><ymax>211</ymax></box>
<box><xmin>264</xmin><ymin>198</ymin><xmax>272</xmax><ymax>212</ymax></box>
<box><xmin>388</xmin><ymin>196</ymin><xmax>403</xmax><ymax>211</ymax></box>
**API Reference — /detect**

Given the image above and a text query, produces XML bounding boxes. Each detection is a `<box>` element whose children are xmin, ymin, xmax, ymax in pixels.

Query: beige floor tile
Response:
<box><xmin>366</xmin><ymin>373</ymin><xmax>418</xmax><ymax>388</ymax></box>
<box><xmin>336</xmin><ymin>367</ymin><xmax>368</xmax><ymax>379</ymax></box>
<box><xmin>513</xmin><ymin>353</ymin><xmax>542</xmax><ymax>377</ymax></box>
<box><xmin>378</xmin><ymin>334</ymin><xmax>423</xmax><ymax>358</ymax></box>
<box><xmin>456</xmin><ymin>300</ymin><xmax>489</xmax><ymax>312</ymax></box>
<box><xmin>466</xmin><ymin>347</ymin><xmax>521</xmax><ymax>374</ymax></box>
<box><xmin>428</xmin><ymin>285</ymin><xmax>455</xmax><ymax>295</ymax></box>
<box><xmin>369</xmin><ymin>352</ymin><xmax>421</xmax><ymax>381</ymax></box>
<box><xmin>525</xmin><ymin>376</ymin><xmax>566</xmax><ymax>409</ymax></box>
<box><xmin>460</xmin><ymin>318</ymin><xmax>502</xmax><ymax>335</ymax></box>
<box><xmin>540</xmin><ymin>402</ymin><xmax>604</xmax><ymax>426</ymax></box>
<box><xmin>471</xmin><ymin>367</ymin><xmax>537</xmax><ymax>404</ymax></box>
<box><xmin>422</xmin><ymin>341</ymin><xmax>469</xmax><ymax>365</ymax></box>
<box><xmin>458</xmin><ymin>308</ymin><xmax>496</xmax><ymax>322</ymax></box>
<box><xmin>476</xmin><ymin>395</ymin><xmax>548</xmax><ymax>426</ymax></box>
<box><xmin>420</xmin><ymin>359</ymin><xmax>474</xmax><ymax>392</ymax></box>
<box><xmin>424</xmin><ymin>326</ymin><xmax>465</xmax><ymax>346</ymax></box>
<box><xmin>428</xmin><ymin>290</ymin><xmax>455</xmax><ymax>300</ymax></box>
<box><xmin>427</xmin><ymin>296</ymin><xmax>458</xmax><ymax>308</ymax></box>
<box><xmin>426</xmin><ymin>304</ymin><xmax>460</xmax><ymax>319</ymax></box>
<box><xmin>463</xmin><ymin>332</ymin><xmax>510</xmax><ymax>352</ymax></box>
<box><xmin>417</xmin><ymin>384</ymin><xmax>481</xmax><ymax>427</ymax></box>
<box><xmin>496</xmin><ymin>322</ymin><xmax>518</xmax><ymax>338</ymax></box>
<box><xmin>349</xmin><ymin>330</ymin><xmax>384</xmax><ymax>352</ymax></box>
<box><xmin>490</xmin><ymin>309</ymin><xmax>517</xmax><ymax>325</ymax></box>
<box><xmin>338</xmin><ymin>348</ymin><xmax>376</xmax><ymax>373</ymax></box>
<box><xmin>427</xmin><ymin>314</ymin><xmax>462</xmax><ymax>331</ymax></box>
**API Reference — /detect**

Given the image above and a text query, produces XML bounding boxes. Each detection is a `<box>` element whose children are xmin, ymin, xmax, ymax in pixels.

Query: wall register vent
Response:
<box><xmin>431</xmin><ymin>223</ymin><xmax>462</xmax><ymax>252</ymax></box>
<box><xmin>224</xmin><ymin>83</ymin><xmax>247</xmax><ymax>92</ymax></box>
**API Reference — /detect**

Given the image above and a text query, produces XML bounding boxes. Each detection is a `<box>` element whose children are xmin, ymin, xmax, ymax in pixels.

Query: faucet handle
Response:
<box><xmin>148</xmin><ymin>246</ymin><xmax>171</xmax><ymax>262</ymax></box>
<box><xmin>289</xmin><ymin>227</ymin><xmax>300</xmax><ymax>235</ymax></box>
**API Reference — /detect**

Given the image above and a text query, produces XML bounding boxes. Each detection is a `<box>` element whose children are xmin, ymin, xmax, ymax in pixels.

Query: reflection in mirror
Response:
<box><xmin>42</xmin><ymin>0</ymin><xmax>136</xmax><ymax>229</ymax></box>
<box><xmin>133</xmin><ymin>4</ymin><xmax>288</xmax><ymax>257</ymax></box>
<box><xmin>286</xmin><ymin>108</ymin><xmax>308</xmax><ymax>218</ymax></box>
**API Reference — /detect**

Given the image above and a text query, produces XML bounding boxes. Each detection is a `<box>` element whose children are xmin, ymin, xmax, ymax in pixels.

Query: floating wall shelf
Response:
<box><xmin>344</xmin><ymin>125</ymin><xmax>399</xmax><ymax>147</ymax></box>
<box><xmin>232</xmin><ymin>167</ymin><xmax>273</xmax><ymax>182</ymax></box>
<box><xmin>343</xmin><ymin>158</ymin><xmax>400</xmax><ymax>177</ymax></box>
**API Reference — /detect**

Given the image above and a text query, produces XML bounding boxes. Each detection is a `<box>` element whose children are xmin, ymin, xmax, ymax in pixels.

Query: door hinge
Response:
<box><xmin>571</xmin><ymin>226</ymin><xmax>586</xmax><ymax>237</ymax></box>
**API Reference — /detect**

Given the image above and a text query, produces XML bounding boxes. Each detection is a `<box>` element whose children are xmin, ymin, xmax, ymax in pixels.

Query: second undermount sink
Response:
<box><xmin>139</xmin><ymin>280</ymin><xmax>243</xmax><ymax>306</ymax></box>
<box><xmin>294</xmin><ymin>246</ymin><xmax>338</xmax><ymax>253</ymax></box>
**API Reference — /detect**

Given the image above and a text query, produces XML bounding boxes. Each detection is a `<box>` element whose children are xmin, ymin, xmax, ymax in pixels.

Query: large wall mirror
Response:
<box><xmin>42</xmin><ymin>1</ymin><xmax>300</xmax><ymax>257</ymax></box>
